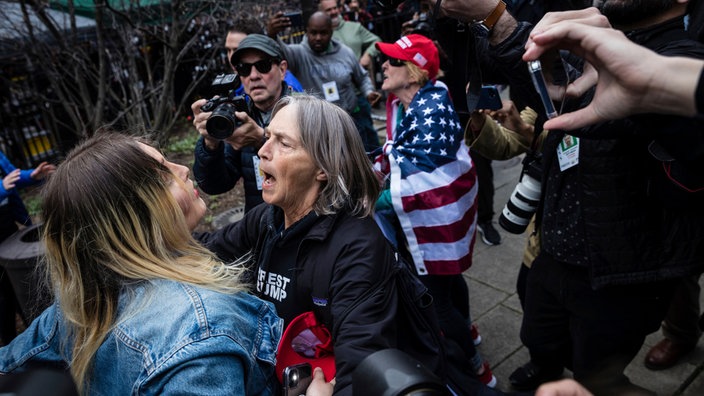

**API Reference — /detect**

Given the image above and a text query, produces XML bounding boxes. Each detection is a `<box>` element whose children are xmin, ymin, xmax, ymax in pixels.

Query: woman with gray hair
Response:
<box><xmin>196</xmin><ymin>94</ymin><xmax>399</xmax><ymax>396</ymax></box>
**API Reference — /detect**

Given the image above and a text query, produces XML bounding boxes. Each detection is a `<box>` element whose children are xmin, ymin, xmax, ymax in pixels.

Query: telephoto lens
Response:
<box><xmin>498</xmin><ymin>152</ymin><xmax>543</xmax><ymax>234</ymax></box>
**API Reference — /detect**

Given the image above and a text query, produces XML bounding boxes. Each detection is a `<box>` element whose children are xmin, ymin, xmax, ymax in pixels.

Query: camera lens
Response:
<box><xmin>206</xmin><ymin>102</ymin><xmax>238</xmax><ymax>140</ymax></box>
<box><xmin>498</xmin><ymin>173</ymin><xmax>541</xmax><ymax>234</ymax></box>
<box><xmin>289</xmin><ymin>371</ymin><xmax>299</xmax><ymax>387</ymax></box>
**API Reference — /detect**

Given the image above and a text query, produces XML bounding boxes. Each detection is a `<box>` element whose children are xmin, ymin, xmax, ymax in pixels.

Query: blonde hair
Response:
<box><xmin>41</xmin><ymin>132</ymin><xmax>247</xmax><ymax>393</ymax></box>
<box><xmin>405</xmin><ymin>62</ymin><xmax>430</xmax><ymax>87</ymax></box>
<box><xmin>271</xmin><ymin>95</ymin><xmax>381</xmax><ymax>217</ymax></box>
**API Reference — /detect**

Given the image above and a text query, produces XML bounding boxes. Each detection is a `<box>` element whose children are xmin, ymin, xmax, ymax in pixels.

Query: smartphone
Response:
<box><xmin>527</xmin><ymin>60</ymin><xmax>558</xmax><ymax>119</ymax></box>
<box><xmin>282</xmin><ymin>363</ymin><xmax>313</xmax><ymax>396</ymax></box>
<box><xmin>284</xmin><ymin>11</ymin><xmax>304</xmax><ymax>28</ymax></box>
<box><xmin>475</xmin><ymin>85</ymin><xmax>502</xmax><ymax>110</ymax></box>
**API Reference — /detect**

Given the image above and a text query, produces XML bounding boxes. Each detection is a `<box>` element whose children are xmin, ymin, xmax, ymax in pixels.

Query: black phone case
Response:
<box><xmin>476</xmin><ymin>85</ymin><xmax>502</xmax><ymax>110</ymax></box>
<box><xmin>282</xmin><ymin>363</ymin><xmax>313</xmax><ymax>396</ymax></box>
<box><xmin>284</xmin><ymin>12</ymin><xmax>303</xmax><ymax>28</ymax></box>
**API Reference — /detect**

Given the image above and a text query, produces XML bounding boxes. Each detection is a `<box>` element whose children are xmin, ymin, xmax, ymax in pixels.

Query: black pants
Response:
<box><xmin>470</xmin><ymin>149</ymin><xmax>494</xmax><ymax>223</ymax></box>
<box><xmin>461</xmin><ymin>112</ymin><xmax>494</xmax><ymax>224</ymax></box>
<box><xmin>661</xmin><ymin>274</ymin><xmax>701</xmax><ymax>345</ymax></box>
<box><xmin>521</xmin><ymin>252</ymin><xmax>677</xmax><ymax>394</ymax></box>
<box><xmin>420</xmin><ymin>274</ymin><xmax>477</xmax><ymax>362</ymax></box>
<box><xmin>516</xmin><ymin>262</ymin><xmax>530</xmax><ymax>309</ymax></box>
<box><xmin>351</xmin><ymin>95</ymin><xmax>380</xmax><ymax>153</ymax></box>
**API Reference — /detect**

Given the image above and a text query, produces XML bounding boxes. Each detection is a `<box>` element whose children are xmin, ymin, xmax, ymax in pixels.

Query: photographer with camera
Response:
<box><xmin>425</xmin><ymin>0</ymin><xmax>704</xmax><ymax>393</ymax></box>
<box><xmin>466</xmin><ymin>100</ymin><xmax>541</xmax><ymax>305</ymax></box>
<box><xmin>192</xmin><ymin>34</ymin><xmax>294</xmax><ymax>213</ymax></box>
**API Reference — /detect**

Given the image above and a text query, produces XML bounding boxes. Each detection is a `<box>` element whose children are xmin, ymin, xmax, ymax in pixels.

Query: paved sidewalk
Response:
<box><xmin>467</xmin><ymin>157</ymin><xmax>704</xmax><ymax>396</ymax></box>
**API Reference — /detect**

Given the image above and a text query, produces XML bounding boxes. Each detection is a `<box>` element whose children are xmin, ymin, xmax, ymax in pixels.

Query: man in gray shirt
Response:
<box><xmin>268</xmin><ymin>12</ymin><xmax>381</xmax><ymax>151</ymax></box>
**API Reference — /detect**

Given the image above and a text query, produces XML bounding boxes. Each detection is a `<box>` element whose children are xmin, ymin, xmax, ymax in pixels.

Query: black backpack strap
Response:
<box><xmin>329</xmin><ymin>252</ymin><xmax>449</xmax><ymax>379</ymax></box>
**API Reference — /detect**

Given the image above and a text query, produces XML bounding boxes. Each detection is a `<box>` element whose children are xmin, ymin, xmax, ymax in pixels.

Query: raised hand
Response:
<box><xmin>30</xmin><ymin>161</ymin><xmax>57</xmax><ymax>180</ymax></box>
<box><xmin>3</xmin><ymin>169</ymin><xmax>21</xmax><ymax>190</ymax></box>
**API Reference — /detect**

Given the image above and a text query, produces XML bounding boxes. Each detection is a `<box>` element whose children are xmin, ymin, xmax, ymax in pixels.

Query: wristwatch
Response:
<box><xmin>474</xmin><ymin>1</ymin><xmax>507</xmax><ymax>33</ymax></box>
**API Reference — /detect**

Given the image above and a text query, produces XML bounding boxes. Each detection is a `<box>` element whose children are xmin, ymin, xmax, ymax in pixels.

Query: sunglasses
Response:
<box><xmin>234</xmin><ymin>58</ymin><xmax>278</xmax><ymax>77</ymax></box>
<box><xmin>384</xmin><ymin>56</ymin><xmax>406</xmax><ymax>67</ymax></box>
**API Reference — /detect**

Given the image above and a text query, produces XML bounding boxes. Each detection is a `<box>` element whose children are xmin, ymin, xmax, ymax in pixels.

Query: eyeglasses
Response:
<box><xmin>234</xmin><ymin>58</ymin><xmax>278</xmax><ymax>77</ymax></box>
<box><xmin>386</xmin><ymin>57</ymin><xmax>406</xmax><ymax>67</ymax></box>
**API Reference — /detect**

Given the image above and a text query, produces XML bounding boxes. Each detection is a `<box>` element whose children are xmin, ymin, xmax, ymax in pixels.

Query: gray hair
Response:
<box><xmin>272</xmin><ymin>95</ymin><xmax>380</xmax><ymax>217</ymax></box>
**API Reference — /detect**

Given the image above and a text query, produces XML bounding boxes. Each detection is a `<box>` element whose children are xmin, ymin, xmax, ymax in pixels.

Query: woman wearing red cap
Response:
<box><xmin>373</xmin><ymin>34</ymin><xmax>496</xmax><ymax>388</ymax></box>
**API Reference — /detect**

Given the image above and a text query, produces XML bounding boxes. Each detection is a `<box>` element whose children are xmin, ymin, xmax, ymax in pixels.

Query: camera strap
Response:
<box><xmin>431</xmin><ymin>0</ymin><xmax>443</xmax><ymax>25</ymax></box>
<box><xmin>464</xmin><ymin>34</ymin><xmax>484</xmax><ymax>113</ymax></box>
<box><xmin>426</xmin><ymin>0</ymin><xmax>483</xmax><ymax>115</ymax></box>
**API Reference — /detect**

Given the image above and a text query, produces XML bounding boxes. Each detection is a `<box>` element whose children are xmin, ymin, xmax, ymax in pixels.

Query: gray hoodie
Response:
<box><xmin>277</xmin><ymin>37</ymin><xmax>374</xmax><ymax>114</ymax></box>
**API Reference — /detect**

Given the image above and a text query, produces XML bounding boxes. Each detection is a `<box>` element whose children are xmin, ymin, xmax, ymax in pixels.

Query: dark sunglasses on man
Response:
<box><xmin>233</xmin><ymin>57</ymin><xmax>280</xmax><ymax>77</ymax></box>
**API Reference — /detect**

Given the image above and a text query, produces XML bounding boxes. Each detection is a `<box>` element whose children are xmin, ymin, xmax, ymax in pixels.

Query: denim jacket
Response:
<box><xmin>0</xmin><ymin>279</ymin><xmax>283</xmax><ymax>395</ymax></box>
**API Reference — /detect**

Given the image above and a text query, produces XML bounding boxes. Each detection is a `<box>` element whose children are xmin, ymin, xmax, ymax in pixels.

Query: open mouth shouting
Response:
<box><xmin>261</xmin><ymin>169</ymin><xmax>275</xmax><ymax>189</ymax></box>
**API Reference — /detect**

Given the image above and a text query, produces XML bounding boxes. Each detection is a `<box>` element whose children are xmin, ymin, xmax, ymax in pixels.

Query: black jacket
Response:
<box><xmin>195</xmin><ymin>204</ymin><xmax>399</xmax><ymax>396</ymax></box>
<box><xmin>193</xmin><ymin>82</ymin><xmax>291</xmax><ymax>213</ymax></box>
<box><xmin>193</xmin><ymin>140</ymin><xmax>262</xmax><ymax>212</ymax></box>
<box><xmin>488</xmin><ymin>17</ymin><xmax>704</xmax><ymax>288</ymax></box>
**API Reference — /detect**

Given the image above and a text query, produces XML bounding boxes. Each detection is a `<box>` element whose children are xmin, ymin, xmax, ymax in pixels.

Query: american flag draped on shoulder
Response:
<box><xmin>374</xmin><ymin>82</ymin><xmax>478</xmax><ymax>276</ymax></box>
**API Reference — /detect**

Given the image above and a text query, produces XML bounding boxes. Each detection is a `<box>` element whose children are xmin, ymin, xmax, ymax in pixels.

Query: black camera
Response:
<box><xmin>200</xmin><ymin>73</ymin><xmax>250</xmax><ymax>140</ymax></box>
<box><xmin>353</xmin><ymin>349</ymin><xmax>449</xmax><ymax>396</ymax></box>
<box><xmin>498</xmin><ymin>151</ymin><xmax>543</xmax><ymax>234</ymax></box>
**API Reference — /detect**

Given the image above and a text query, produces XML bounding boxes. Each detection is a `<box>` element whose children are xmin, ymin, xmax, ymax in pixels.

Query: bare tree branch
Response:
<box><xmin>4</xmin><ymin>0</ymin><xmax>282</xmax><ymax>144</ymax></box>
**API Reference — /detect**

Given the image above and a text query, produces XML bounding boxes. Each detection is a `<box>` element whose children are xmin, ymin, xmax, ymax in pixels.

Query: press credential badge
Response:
<box><xmin>557</xmin><ymin>135</ymin><xmax>579</xmax><ymax>171</ymax></box>
<box><xmin>322</xmin><ymin>81</ymin><xmax>340</xmax><ymax>102</ymax></box>
<box><xmin>253</xmin><ymin>156</ymin><xmax>264</xmax><ymax>190</ymax></box>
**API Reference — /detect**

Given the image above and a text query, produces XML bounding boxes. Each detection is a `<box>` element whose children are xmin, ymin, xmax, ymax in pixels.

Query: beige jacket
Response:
<box><xmin>464</xmin><ymin>107</ymin><xmax>542</xmax><ymax>267</ymax></box>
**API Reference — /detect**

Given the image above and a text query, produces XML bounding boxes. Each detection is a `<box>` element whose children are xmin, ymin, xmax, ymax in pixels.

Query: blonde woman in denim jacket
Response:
<box><xmin>0</xmin><ymin>133</ymin><xmax>282</xmax><ymax>395</ymax></box>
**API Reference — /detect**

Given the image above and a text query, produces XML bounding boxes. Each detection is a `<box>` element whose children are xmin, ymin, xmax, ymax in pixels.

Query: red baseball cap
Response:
<box><xmin>276</xmin><ymin>311</ymin><xmax>336</xmax><ymax>383</ymax></box>
<box><xmin>375</xmin><ymin>34</ymin><xmax>440</xmax><ymax>80</ymax></box>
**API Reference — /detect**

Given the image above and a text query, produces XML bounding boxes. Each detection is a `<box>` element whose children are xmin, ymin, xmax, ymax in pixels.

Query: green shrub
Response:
<box><xmin>23</xmin><ymin>194</ymin><xmax>42</xmax><ymax>216</ymax></box>
<box><xmin>18</xmin><ymin>188</ymin><xmax>43</xmax><ymax>222</ymax></box>
<box><xmin>165</xmin><ymin>134</ymin><xmax>199</xmax><ymax>154</ymax></box>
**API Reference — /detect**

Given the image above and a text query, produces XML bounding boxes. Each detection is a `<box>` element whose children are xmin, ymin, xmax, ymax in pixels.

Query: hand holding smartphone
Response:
<box><xmin>527</xmin><ymin>60</ymin><xmax>558</xmax><ymax>119</ymax></box>
<box><xmin>284</xmin><ymin>11</ymin><xmax>304</xmax><ymax>28</ymax></box>
<box><xmin>475</xmin><ymin>85</ymin><xmax>503</xmax><ymax>110</ymax></box>
<box><xmin>527</xmin><ymin>56</ymin><xmax>572</xmax><ymax>120</ymax></box>
<box><xmin>282</xmin><ymin>363</ymin><xmax>313</xmax><ymax>396</ymax></box>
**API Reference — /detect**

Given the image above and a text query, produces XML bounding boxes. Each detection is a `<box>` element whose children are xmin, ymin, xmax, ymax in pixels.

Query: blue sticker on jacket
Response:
<box><xmin>312</xmin><ymin>297</ymin><xmax>328</xmax><ymax>307</ymax></box>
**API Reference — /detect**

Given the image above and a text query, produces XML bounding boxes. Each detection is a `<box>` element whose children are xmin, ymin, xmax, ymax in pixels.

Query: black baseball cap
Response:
<box><xmin>231</xmin><ymin>34</ymin><xmax>285</xmax><ymax>65</ymax></box>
